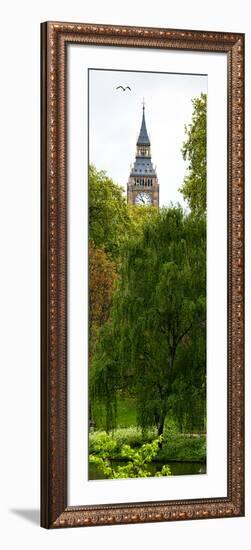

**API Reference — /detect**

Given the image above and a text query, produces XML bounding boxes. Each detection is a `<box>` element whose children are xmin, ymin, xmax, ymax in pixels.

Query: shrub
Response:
<box><xmin>89</xmin><ymin>428</ymin><xmax>206</xmax><ymax>462</ymax></box>
<box><xmin>89</xmin><ymin>427</ymin><xmax>156</xmax><ymax>456</ymax></box>
<box><xmin>89</xmin><ymin>436</ymin><xmax>171</xmax><ymax>479</ymax></box>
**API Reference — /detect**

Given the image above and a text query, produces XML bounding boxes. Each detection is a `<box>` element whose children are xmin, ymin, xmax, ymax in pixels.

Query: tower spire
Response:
<box><xmin>137</xmin><ymin>100</ymin><xmax>150</xmax><ymax>146</ymax></box>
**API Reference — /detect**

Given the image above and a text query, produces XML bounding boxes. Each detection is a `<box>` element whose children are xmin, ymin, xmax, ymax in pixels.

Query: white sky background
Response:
<box><xmin>89</xmin><ymin>69</ymin><xmax>207</xmax><ymax>208</ymax></box>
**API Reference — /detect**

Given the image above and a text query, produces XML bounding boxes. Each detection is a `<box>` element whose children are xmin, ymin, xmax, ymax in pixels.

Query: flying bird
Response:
<box><xmin>116</xmin><ymin>85</ymin><xmax>131</xmax><ymax>92</ymax></box>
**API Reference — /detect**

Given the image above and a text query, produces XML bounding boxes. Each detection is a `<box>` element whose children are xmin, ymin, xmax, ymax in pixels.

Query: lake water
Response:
<box><xmin>89</xmin><ymin>460</ymin><xmax>206</xmax><ymax>480</ymax></box>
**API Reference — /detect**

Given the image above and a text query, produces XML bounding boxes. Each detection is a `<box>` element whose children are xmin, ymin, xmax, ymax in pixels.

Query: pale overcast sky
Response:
<box><xmin>89</xmin><ymin>69</ymin><xmax>207</xmax><ymax>208</ymax></box>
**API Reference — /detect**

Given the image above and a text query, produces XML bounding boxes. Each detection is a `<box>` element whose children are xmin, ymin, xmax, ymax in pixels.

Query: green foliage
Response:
<box><xmin>168</xmin><ymin>326</ymin><xmax>206</xmax><ymax>433</ymax></box>
<box><xmin>179</xmin><ymin>93</ymin><xmax>207</xmax><ymax>215</ymax></box>
<box><xmin>89</xmin><ymin>162</ymin><xmax>207</xmax><ymax>464</ymax></box>
<box><xmin>128</xmin><ymin>203</ymin><xmax>159</xmax><ymax>236</ymax></box>
<box><xmin>89</xmin><ymin>428</ymin><xmax>206</xmax><ymax>480</ymax></box>
<box><xmin>89</xmin><ymin>165</ymin><xmax>158</xmax><ymax>263</ymax></box>
<box><xmin>89</xmin><ymin>427</ymin><xmax>206</xmax><ymax>461</ymax></box>
<box><xmin>89</xmin><ymin>165</ymin><xmax>131</xmax><ymax>261</ymax></box>
<box><xmin>90</xmin><ymin>321</ymin><xmax>120</xmax><ymax>432</ymax></box>
<box><xmin>89</xmin><ymin>244</ymin><xmax>117</xmax><ymax>361</ymax></box>
<box><xmin>89</xmin><ymin>435</ymin><xmax>171</xmax><ymax>479</ymax></box>
<box><xmin>89</xmin><ymin>427</ymin><xmax>156</xmax><ymax>455</ymax></box>
<box><xmin>158</xmin><ymin>433</ymin><xmax>206</xmax><ymax>462</ymax></box>
<box><xmin>91</xmin><ymin>207</ymin><xmax>206</xmax><ymax>435</ymax></box>
<box><xmin>155</xmin><ymin>465</ymin><xmax>172</xmax><ymax>477</ymax></box>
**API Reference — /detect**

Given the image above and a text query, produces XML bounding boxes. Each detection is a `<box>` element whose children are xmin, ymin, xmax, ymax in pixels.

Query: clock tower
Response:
<box><xmin>127</xmin><ymin>102</ymin><xmax>159</xmax><ymax>207</ymax></box>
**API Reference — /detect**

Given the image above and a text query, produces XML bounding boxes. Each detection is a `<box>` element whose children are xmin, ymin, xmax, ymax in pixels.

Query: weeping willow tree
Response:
<box><xmin>167</xmin><ymin>324</ymin><xmax>206</xmax><ymax>433</ymax></box>
<box><xmin>90</xmin><ymin>207</ymin><xmax>206</xmax><ymax>435</ymax></box>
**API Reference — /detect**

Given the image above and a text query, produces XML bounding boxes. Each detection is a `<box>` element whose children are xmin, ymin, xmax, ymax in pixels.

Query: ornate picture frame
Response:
<box><xmin>41</xmin><ymin>21</ymin><xmax>245</xmax><ymax>528</ymax></box>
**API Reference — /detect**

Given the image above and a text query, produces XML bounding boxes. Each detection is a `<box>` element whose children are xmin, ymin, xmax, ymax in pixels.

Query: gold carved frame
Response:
<box><xmin>41</xmin><ymin>21</ymin><xmax>245</xmax><ymax>528</ymax></box>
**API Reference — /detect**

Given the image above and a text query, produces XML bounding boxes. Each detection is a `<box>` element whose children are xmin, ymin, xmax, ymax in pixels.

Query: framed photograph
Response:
<box><xmin>41</xmin><ymin>21</ymin><xmax>245</xmax><ymax>528</ymax></box>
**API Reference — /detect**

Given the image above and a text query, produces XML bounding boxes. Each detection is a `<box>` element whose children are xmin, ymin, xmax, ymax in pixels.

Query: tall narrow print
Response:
<box><xmin>88</xmin><ymin>69</ymin><xmax>207</xmax><ymax>480</ymax></box>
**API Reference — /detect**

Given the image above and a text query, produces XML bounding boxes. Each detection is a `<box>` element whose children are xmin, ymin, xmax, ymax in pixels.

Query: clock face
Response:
<box><xmin>135</xmin><ymin>192</ymin><xmax>152</xmax><ymax>206</ymax></box>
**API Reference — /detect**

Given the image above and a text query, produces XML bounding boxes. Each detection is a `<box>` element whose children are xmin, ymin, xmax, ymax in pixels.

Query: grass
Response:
<box><xmin>116</xmin><ymin>396</ymin><xmax>137</xmax><ymax>427</ymax></box>
<box><xmin>93</xmin><ymin>396</ymin><xmax>137</xmax><ymax>430</ymax></box>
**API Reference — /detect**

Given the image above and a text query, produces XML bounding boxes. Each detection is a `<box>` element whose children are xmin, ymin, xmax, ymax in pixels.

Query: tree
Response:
<box><xmin>89</xmin><ymin>243</ymin><xmax>117</xmax><ymax>359</ymax></box>
<box><xmin>89</xmin><ymin>166</ymin><xmax>160</xmax><ymax>429</ymax></box>
<box><xmin>89</xmin><ymin>165</ymin><xmax>158</xmax><ymax>263</ymax></box>
<box><xmin>167</xmin><ymin>324</ymin><xmax>206</xmax><ymax>433</ymax></box>
<box><xmin>89</xmin><ymin>165</ymin><xmax>158</xmax><ymax>362</ymax></box>
<box><xmin>89</xmin><ymin>165</ymin><xmax>131</xmax><ymax>262</ymax></box>
<box><xmin>179</xmin><ymin>93</ymin><xmax>207</xmax><ymax>215</ymax></box>
<box><xmin>91</xmin><ymin>207</ymin><xmax>206</xmax><ymax>435</ymax></box>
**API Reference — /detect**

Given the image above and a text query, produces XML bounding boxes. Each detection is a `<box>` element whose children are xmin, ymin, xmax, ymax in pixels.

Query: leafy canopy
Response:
<box><xmin>179</xmin><ymin>93</ymin><xmax>207</xmax><ymax>215</ymax></box>
<box><xmin>91</xmin><ymin>207</ymin><xmax>206</xmax><ymax>434</ymax></box>
<box><xmin>89</xmin><ymin>165</ymin><xmax>131</xmax><ymax>261</ymax></box>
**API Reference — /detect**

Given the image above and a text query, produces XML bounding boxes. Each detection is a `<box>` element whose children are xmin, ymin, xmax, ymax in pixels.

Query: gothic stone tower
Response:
<box><xmin>127</xmin><ymin>103</ymin><xmax>159</xmax><ymax>207</ymax></box>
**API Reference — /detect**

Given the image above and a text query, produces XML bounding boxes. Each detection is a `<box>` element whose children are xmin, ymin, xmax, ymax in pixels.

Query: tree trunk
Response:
<box><xmin>158</xmin><ymin>416</ymin><xmax>164</xmax><ymax>436</ymax></box>
<box><xmin>157</xmin><ymin>416</ymin><xmax>165</xmax><ymax>436</ymax></box>
<box><xmin>157</xmin><ymin>415</ymin><xmax>165</xmax><ymax>448</ymax></box>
